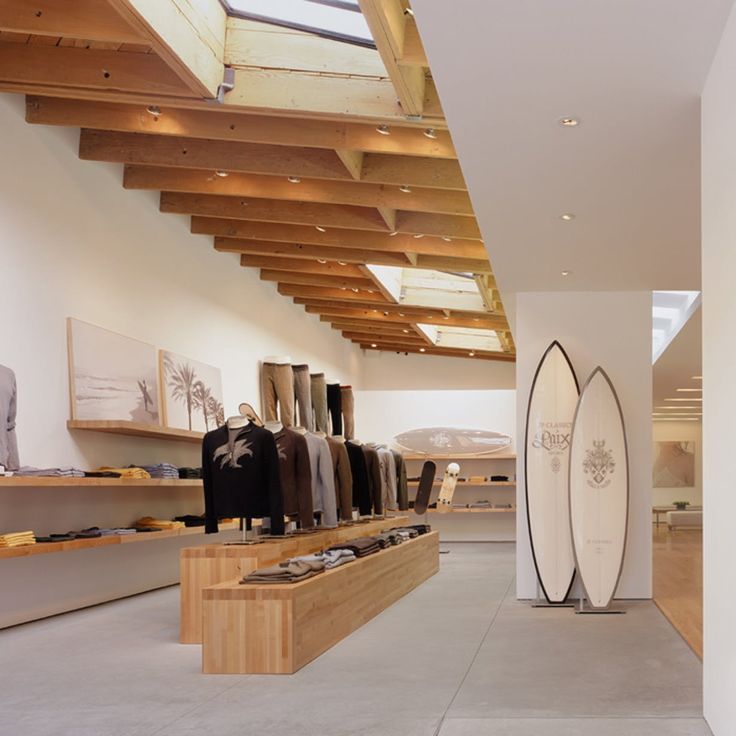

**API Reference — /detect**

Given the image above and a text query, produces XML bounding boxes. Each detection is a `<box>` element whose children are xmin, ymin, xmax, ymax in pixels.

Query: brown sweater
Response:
<box><xmin>327</xmin><ymin>436</ymin><xmax>354</xmax><ymax>521</ymax></box>
<box><xmin>274</xmin><ymin>428</ymin><xmax>314</xmax><ymax>528</ymax></box>
<box><xmin>362</xmin><ymin>445</ymin><xmax>384</xmax><ymax>516</ymax></box>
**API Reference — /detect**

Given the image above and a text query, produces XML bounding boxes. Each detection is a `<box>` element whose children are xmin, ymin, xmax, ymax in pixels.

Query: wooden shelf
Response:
<box><xmin>67</xmin><ymin>420</ymin><xmax>204</xmax><ymax>444</ymax></box>
<box><xmin>0</xmin><ymin>477</ymin><xmax>202</xmax><ymax>488</ymax></box>
<box><xmin>407</xmin><ymin>480</ymin><xmax>515</xmax><ymax>487</ymax></box>
<box><xmin>402</xmin><ymin>453</ymin><xmax>516</xmax><ymax>461</ymax></box>
<box><xmin>0</xmin><ymin>521</ymin><xmax>239</xmax><ymax>559</ymax></box>
<box><xmin>408</xmin><ymin>507</ymin><xmax>516</xmax><ymax>514</ymax></box>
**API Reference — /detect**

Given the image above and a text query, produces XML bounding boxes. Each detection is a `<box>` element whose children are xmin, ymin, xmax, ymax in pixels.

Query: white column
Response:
<box><xmin>515</xmin><ymin>291</ymin><xmax>653</xmax><ymax>600</ymax></box>
<box><xmin>702</xmin><ymin>4</ymin><xmax>736</xmax><ymax>732</ymax></box>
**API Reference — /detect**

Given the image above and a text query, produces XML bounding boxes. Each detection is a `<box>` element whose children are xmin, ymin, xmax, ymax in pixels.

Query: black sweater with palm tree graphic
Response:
<box><xmin>202</xmin><ymin>422</ymin><xmax>285</xmax><ymax>534</ymax></box>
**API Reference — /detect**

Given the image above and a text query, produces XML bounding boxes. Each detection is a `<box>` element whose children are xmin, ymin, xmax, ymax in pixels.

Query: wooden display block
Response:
<box><xmin>179</xmin><ymin>515</ymin><xmax>409</xmax><ymax>644</ymax></box>
<box><xmin>202</xmin><ymin>531</ymin><xmax>439</xmax><ymax>674</ymax></box>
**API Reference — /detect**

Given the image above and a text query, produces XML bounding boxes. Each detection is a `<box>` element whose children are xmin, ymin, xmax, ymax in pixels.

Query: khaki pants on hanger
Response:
<box><xmin>262</xmin><ymin>362</ymin><xmax>295</xmax><ymax>426</ymax></box>
<box><xmin>341</xmin><ymin>385</ymin><xmax>355</xmax><ymax>440</ymax></box>
<box><xmin>310</xmin><ymin>373</ymin><xmax>328</xmax><ymax>433</ymax></box>
<box><xmin>293</xmin><ymin>364</ymin><xmax>313</xmax><ymax>431</ymax></box>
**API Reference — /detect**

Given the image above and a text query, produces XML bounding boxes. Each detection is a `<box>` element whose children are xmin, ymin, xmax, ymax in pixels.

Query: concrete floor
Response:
<box><xmin>0</xmin><ymin>543</ymin><xmax>708</xmax><ymax>736</ymax></box>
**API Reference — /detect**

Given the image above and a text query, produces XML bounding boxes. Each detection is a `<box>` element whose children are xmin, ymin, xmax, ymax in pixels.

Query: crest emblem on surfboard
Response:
<box><xmin>583</xmin><ymin>440</ymin><xmax>616</xmax><ymax>488</ymax></box>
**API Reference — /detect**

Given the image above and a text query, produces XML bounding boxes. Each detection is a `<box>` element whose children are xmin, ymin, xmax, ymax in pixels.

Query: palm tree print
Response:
<box><xmin>165</xmin><ymin>359</ymin><xmax>198</xmax><ymax>430</ymax></box>
<box><xmin>192</xmin><ymin>380</ymin><xmax>212</xmax><ymax>430</ymax></box>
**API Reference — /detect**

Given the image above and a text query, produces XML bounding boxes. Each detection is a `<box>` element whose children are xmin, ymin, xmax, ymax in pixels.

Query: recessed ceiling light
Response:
<box><xmin>338</xmin><ymin>261</ymin><xmax>347</xmax><ymax>266</ymax></box>
<box><xmin>676</xmin><ymin>388</ymin><xmax>702</xmax><ymax>392</ymax></box>
<box><xmin>315</xmin><ymin>225</ymin><xmax>326</xmax><ymax>232</ymax></box>
<box><xmin>389</xmin><ymin>231</ymin><xmax>399</xmax><ymax>236</ymax></box>
<box><xmin>398</xmin><ymin>312</ymin><xmax>405</xmax><ymax>316</ymax></box>
<box><xmin>559</xmin><ymin>117</ymin><xmax>579</xmax><ymax>127</ymax></box>
<box><xmin>376</xmin><ymin>124</ymin><xmax>391</xmax><ymax>135</ymax></box>
<box><xmin>403</xmin><ymin>329</ymin><xmax>409</xmax><ymax>333</ymax></box>
<box><xmin>423</xmin><ymin>128</ymin><xmax>438</xmax><ymax>139</ymax></box>
<box><xmin>419</xmin><ymin>348</ymin><xmax>426</xmax><ymax>352</ymax></box>
<box><xmin>371</xmin><ymin>343</ymin><xmax>377</xmax><ymax>348</ymax></box>
<box><xmin>351</xmin><ymin>288</ymin><xmax>359</xmax><ymax>293</ymax></box>
<box><xmin>560</xmin><ymin>213</ymin><xmax>575</xmax><ymax>221</ymax></box>
<box><xmin>561</xmin><ymin>270</ymin><xmax>572</xmax><ymax>277</ymax></box>
<box><xmin>146</xmin><ymin>105</ymin><xmax>162</xmax><ymax>117</ymax></box>
<box><xmin>413</xmin><ymin>233</ymin><xmax>424</xmax><ymax>239</ymax></box>
<box><xmin>442</xmin><ymin>236</ymin><xmax>452</xmax><ymax>242</ymax></box>
<box><xmin>287</xmin><ymin>176</ymin><xmax>301</xmax><ymax>184</ymax></box>
<box><xmin>214</xmin><ymin>170</ymin><xmax>229</xmax><ymax>178</ymax></box>
<box><xmin>317</xmin><ymin>259</ymin><xmax>327</xmax><ymax>264</ymax></box>
<box><xmin>469</xmin><ymin>352</ymin><xmax>475</xmax><ymax>357</ymax></box>
<box><xmin>399</xmin><ymin>185</ymin><xmax>412</xmax><ymax>193</ymax></box>
<box><xmin>340</xmin><ymin>287</ymin><xmax>347</xmax><ymax>291</ymax></box>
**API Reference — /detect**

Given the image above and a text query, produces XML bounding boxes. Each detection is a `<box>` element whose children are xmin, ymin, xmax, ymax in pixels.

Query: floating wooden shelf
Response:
<box><xmin>402</xmin><ymin>453</ymin><xmax>516</xmax><ymax>461</ymax></box>
<box><xmin>67</xmin><ymin>420</ymin><xmax>204</xmax><ymax>444</ymax></box>
<box><xmin>408</xmin><ymin>507</ymin><xmax>516</xmax><ymax>514</ymax></box>
<box><xmin>0</xmin><ymin>521</ymin><xmax>239</xmax><ymax>560</ymax></box>
<box><xmin>0</xmin><ymin>477</ymin><xmax>202</xmax><ymax>488</ymax></box>
<box><xmin>407</xmin><ymin>480</ymin><xmax>515</xmax><ymax>487</ymax></box>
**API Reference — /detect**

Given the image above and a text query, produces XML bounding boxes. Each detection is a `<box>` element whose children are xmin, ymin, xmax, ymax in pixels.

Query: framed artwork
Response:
<box><xmin>67</xmin><ymin>318</ymin><xmax>160</xmax><ymax>424</ymax></box>
<box><xmin>159</xmin><ymin>351</ymin><xmax>224</xmax><ymax>432</ymax></box>
<box><xmin>653</xmin><ymin>440</ymin><xmax>695</xmax><ymax>488</ymax></box>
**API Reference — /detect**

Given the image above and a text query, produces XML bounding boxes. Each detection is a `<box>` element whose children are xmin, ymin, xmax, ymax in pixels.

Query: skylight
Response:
<box><xmin>652</xmin><ymin>291</ymin><xmax>700</xmax><ymax>363</ymax></box>
<box><xmin>222</xmin><ymin>0</ymin><xmax>375</xmax><ymax>48</ymax></box>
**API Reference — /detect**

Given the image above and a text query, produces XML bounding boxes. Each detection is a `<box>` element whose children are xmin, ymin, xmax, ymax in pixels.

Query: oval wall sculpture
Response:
<box><xmin>569</xmin><ymin>367</ymin><xmax>629</xmax><ymax>610</ymax></box>
<box><xmin>525</xmin><ymin>341</ymin><xmax>579</xmax><ymax>603</ymax></box>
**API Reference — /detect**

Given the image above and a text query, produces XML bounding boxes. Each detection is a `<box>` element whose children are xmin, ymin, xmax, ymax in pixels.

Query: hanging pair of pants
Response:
<box><xmin>262</xmin><ymin>362</ymin><xmax>294</xmax><ymax>426</ymax></box>
<box><xmin>292</xmin><ymin>364</ymin><xmax>313</xmax><ymax>431</ymax></box>
<box><xmin>326</xmin><ymin>382</ymin><xmax>342</xmax><ymax>436</ymax></box>
<box><xmin>310</xmin><ymin>373</ymin><xmax>328</xmax><ymax>434</ymax></box>
<box><xmin>341</xmin><ymin>385</ymin><xmax>355</xmax><ymax>440</ymax></box>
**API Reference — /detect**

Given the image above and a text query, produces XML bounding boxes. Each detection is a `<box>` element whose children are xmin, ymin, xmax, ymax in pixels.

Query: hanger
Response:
<box><xmin>238</xmin><ymin>402</ymin><xmax>263</xmax><ymax>427</ymax></box>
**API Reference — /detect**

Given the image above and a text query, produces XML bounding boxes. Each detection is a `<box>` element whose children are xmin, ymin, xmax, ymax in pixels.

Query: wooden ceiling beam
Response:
<box><xmin>0</xmin><ymin>0</ymin><xmax>146</xmax><ymax>44</ymax></box>
<box><xmin>26</xmin><ymin>97</ymin><xmax>459</xmax><ymax>158</ymax></box>
<box><xmin>193</xmin><ymin>218</ymin><xmax>487</xmax><ymax>257</ymax></box>
<box><xmin>327</xmin><ymin>320</ymin><xmax>418</xmax><ymax>336</ymax></box>
<box><xmin>396</xmin><ymin>211</ymin><xmax>482</xmax><ymax>239</ymax></box>
<box><xmin>358</xmin><ymin>344</ymin><xmax>516</xmax><ymax>362</ymax></box>
<box><xmin>239</xmin><ymin>256</ymin><xmax>366</xmax><ymax>278</ymax></box>
<box><xmin>0</xmin><ymin>42</ymin><xmax>191</xmax><ymax>98</ymax></box>
<box><xmin>220</xmin><ymin>239</ymin><xmax>411</xmax><ymax>267</ymax></box>
<box><xmin>124</xmin><ymin>166</ymin><xmax>474</xmax><ymax>216</ymax></box>
<box><xmin>106</xmin><ymin>0</ymin><xmax>226</xmax><ymax>99</ymax></box>
<box><xmin>278</xmin><ymin>285</ymin><xmax>388</xmax><ymax>304</ymax></box>
<box><xmin>298</xmin><ymin>297</ymin><xmax>486</xmax><ymax>321</ymax></box>
<box><xmin>415</xmin><ymin>255</ymin><xmax>492</xmax><ymax>275</ymax></box>
<box><xmin>344</xmin><ymin>332</ymin><xmax>427</xmax><ymax>346</ymax></box>
<box><xmin>400</xmin><ymin>18</ymin><xmax>428</xmax><ymax>67</ymax></box>
<box><xmin>260</xmin><ymin>271</ymin><xmax>374</xmax><ymax>290</ymax></box>
<box><xmin>308</xmin><ymin>305</ymin><xmax>506</xmax><ymax>330</ymax></box>
<box><xmin>79</xmin><ymin>129</ymin><xmax>467</xmax><ymax>190</ymax></box>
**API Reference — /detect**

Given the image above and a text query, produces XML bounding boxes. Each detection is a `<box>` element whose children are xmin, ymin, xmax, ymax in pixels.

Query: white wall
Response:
<box><xmin>652</xmin><ymin>421</ymin><xmax>702</xmax><ymax>507</ymax></box>
<box><xmin>701</xmin><ymin>6</ymin><xmax>736</xmax><ymax>731</ymax></box>
<box><xmin>0</xmin><ymin>92</ymin><xmax>360</xmax><ymax>626</ymax></box>
<box><xmin>515</xmin><ymin>291</ymin><xmax>653</xmax><ymax>600</ymax></box>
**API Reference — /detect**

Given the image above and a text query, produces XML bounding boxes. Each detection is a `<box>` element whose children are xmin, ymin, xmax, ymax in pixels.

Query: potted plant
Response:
<box><xmin>673</xmin><ymin>500</ymin><xmax>690</xmax><ymax>511</ymax></box>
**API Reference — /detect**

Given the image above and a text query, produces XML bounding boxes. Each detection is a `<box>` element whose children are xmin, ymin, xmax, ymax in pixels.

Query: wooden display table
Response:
<box><xmin>202</xmin><ymin>531</ymin><xmax>439</xmax><ymax>674</ymax></box>
<box><xmin>179</xmin><ymin>515</ymin><xmax>409</xmax><ymax>643</ymax></box>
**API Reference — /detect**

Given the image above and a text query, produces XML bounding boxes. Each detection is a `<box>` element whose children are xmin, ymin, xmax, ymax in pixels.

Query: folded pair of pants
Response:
<box><xmin>310</xmin><ymin>373</ymin><xmax>328</xmax><ymax>434</ymax></box>
<box><xmin>341</xmin><ymin>385</ymin><xmax>355</xmax><ymax>440</ymax></box>
<box><xmin>326</xmin><ymin>382</ymin><xmax>342</xmax><ymax>436</ymax></box>
<box><xmin>293</xmin><ymin>364</ymin><xmax>313</xmax><ymax>431</ymax></box>
<box><xmin>262</xmin><ymin>362</ymin><xmax>294</xmax><ymax>426</ymax></box>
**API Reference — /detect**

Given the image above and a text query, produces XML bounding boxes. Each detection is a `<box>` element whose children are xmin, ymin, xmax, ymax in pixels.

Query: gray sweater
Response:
<box><xmin>0</xmin><ymin>365</ymin><xmax>19</xmax><ymax>471</ymax></box>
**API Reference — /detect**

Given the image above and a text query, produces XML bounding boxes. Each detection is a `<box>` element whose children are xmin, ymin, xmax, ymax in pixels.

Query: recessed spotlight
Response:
<box><xmin>315</xmin><ymin>225</ymin><xmax>326</xmax><ymax>232</ymax></box>
<box><xmin>351</xmin><ymin>288</ymin><xmax>359</xmax><ymax>293</ymax></box>
<box><xmin>371</xmin><ymin>343</ymin><xmax>377</xmax><ymax>348</ymax></box>
<box><xmin>338</xmin><ymin>261</ymin><xmax>347</xmax><ymax>266</ymax></box>
<box><xmin>560</xmin><ymin>213</ymin><xmax>575</xmax><ymax>221</ymax></box>
<box><xmin>469</xmin><ymin>352</ymin><xmax>475</xmax><ymax>357</ymax></box>
<box><xmin>404</xmin><ymin>7</ymin><xmax>414</xmax><ymax>16</ymax></box>
<box><xmin>403</xmin><ymin>329</ymin><xmax>409</xmax><ymax>334</ymax></box>
<box><xmin>399</xmin><ymin>184</ymin><xmax>412</xmax><ymax>193</ymax></box>
<box><xmin>376</xmin><ymin>124</ymin><xmax>391</xmax><ymax>135</ymax></box>
<box><xmin>442</xmin><ymin>236</ymin><xmax>452</xmax><ymax>242</ymax></box>
<box><xmin>146</xmin><ymin>105</ymin><xmax>162</xmax><ymax>117</ymax></box>
<box><xmin>287</xmin><ymin>176</ymin><xmax>301</xmax><ymax>184</ymax></box>
<box><xmin>398</xmin><ymin>312</ymin><xmax>405</xmax><ymax>316</ymax></box>
<box><xmin>214</xmin><ymin>170</ymin><xmax>229</xmax><ymax>178</ymax></box>
<box><xmin>383</xmin><ymin>311</ymin><xmax>389</xmax><ymax>316</ymax></box>
<box><xmin>559</xmin><ymin>117</ymin><xmax>579</xmax><ymax>127</ymax></box>
<box><xmin>389</xmin><ymin>231</ymin><xmax>399</xmax><ymax>236</ymax></box>
<box><xmin>561</xmin><ymin>270</ymin><xmax>571</xmax><ymax>277</ymax></box>
<box><xmin>413</xmin><ymin>233</ymin><xmax>424</xmax><ymax>239</ymax></box>
<box><xmin>443</xmin><ymin>315</ymin><xmax>449</xmax><ymax>320</ymax></box>
<box><xmin>419</xmin><ymin>347</ymin><xmax>426</xmax><ymax>352</ymax></box>
<box><xmin>341</xmin><ymin>287</ymin><xmax>347</xmax><ymax>291</ymax></box>
<box><xmin>423</xmin><ymin>128</ymin><xmax>438</xmax><ymax>139</ymax></box>
<box><xmin>317</xmin><ymin>259</ymin><xmax>327</xmax><ymax>264</ymax></box>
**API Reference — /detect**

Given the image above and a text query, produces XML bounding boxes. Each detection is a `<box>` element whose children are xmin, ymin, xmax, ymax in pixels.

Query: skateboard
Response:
<box><xmin>414</xmin><ymin>460</ymin><xmax>436</xmax><ymax>515</ymax></box>
<box><xmin>436</xmin><ymin>462</ymin><xmax>461</xmax><ymax>513</ymax></box>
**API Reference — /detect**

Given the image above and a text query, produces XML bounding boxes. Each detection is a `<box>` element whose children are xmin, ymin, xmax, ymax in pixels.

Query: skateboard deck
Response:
<box><xmin>436</xmin><ymin>462</ymin><xmax>460</xmax><ymax>513</ymax></box>
<box><xmin>414</xmin><ymin>461</ymin><xmax>436</xmax><ymax>515</ymax></box>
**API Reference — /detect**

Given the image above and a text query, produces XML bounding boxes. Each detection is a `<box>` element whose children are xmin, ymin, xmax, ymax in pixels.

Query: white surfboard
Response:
<box><xmin>569</xmin><ymin>367</ymin><xmax>629</xmax><ymax>610</ymax></box>
<box><xmin>525</xmin><ymin>341</ymin><xmax>579</xmax><ymax>603</ymax></box>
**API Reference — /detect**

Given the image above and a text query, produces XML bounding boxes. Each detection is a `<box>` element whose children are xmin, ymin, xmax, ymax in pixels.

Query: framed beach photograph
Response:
<box><xmin>653</xmin><ymin>440</ymin><xmax>696</xmax><ymax>488</ymax></box>
<box><xmin>159</xmin><ymin>351</ymin><xmax>224</xmax><ymax>432</ymax></box>
<box><xmin>67</xmin><ymin>318</ymin><xmax>160</xmax><ymax>424</ymax></box>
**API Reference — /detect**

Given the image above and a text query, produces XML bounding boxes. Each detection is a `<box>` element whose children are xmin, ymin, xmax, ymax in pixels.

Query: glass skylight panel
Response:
<box><xmin>223</xmin><ymin>0</ymin><xmax>374</xmax><ymax>47</ymax></box>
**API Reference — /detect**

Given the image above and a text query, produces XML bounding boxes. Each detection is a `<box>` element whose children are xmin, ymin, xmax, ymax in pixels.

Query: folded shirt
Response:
<box><xmin>491</xmin><ymin>475</ymin><xmax>509</xmax><ymax>482</ymax></box>
<box><xmin>295</xmin><ymin>549</ymin><xmax>356</xmax><ymax>569</ymax></box>
<box><xmin>98</xmin><ymin>467</ymin><xmax>151</xmax><ymax>480</ymax></box>
<box><xmin>140</xmin><ymin>463</ymin><xmax>179</xmax><ymax>479</ymax></box>
<box><xmin>328</xmin><ymin>536</ymin><xmax>381</xmax><ymax>557</ymax></box>
<box><xmin>241</xmin><ymin>558</ymin><xmax>325</xmax><ymax>584</ymax></box>
<box><xmin>178</xmin><ymin>467</ymin><xmax>203</xmax><ymax>479</ymax></box>
<box><xmin>14</xmin><ymin>467</ymin><xmax>85</xmax><ymax>477</ymax></box>
<box><xmin>174</xmin><ymin>515</ymin><xmax>206</xmax><ymax>527</ymax></box>
<box><xmin>134</xmin><ymin>517</ymin><xmax>184</xmax><ymax>530</ymax></box>
<box><xmin>84</xmin><ymin>471</ymin><xmax>122</xmax><ymax>478</ymax></box>
<box><xmin>0</xmin><ymin>531</ymin><xmax>36</xmax><ymax>547</ymax></box>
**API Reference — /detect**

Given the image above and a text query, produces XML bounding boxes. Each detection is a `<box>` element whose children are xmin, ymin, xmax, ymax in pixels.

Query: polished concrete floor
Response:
<box><xmin>0</xmin><ymin>544</ymin><xmax>708</xmax><ymax>736</ymax></box>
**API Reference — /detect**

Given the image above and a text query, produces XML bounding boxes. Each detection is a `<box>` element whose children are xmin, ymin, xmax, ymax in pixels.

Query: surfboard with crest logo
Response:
<box><xmin>525</xmin><ymin>341</ymin><xmax>579</xmax><ymax>603</ymax></box>
<box><xmin>569</xmin><ymin>366</ymin><xmax>629</xmax><ymax>610</ymax></box>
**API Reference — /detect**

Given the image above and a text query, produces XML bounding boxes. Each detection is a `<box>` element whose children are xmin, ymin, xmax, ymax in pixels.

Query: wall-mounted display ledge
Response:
<box><xmin>0</xmin><ymin>522</ymin><xmax>238</xmax><ymax>560</ymax></box>
<box><xmin>67</xmin><ymin>420</ymin><xmax>204</xmax><ymax>444</ymax></box>
<box><xmin>407</xmin><ymin>480</ymin><xmax>515</xmax><ymax>487</ymax></box>
<box><xmin>401</xmin><ymin>453</ymin><xmax>516</xmax><ymax>461</ymax></box>
<box><xmin>409</xmin><ymin>508</ymin><xmax>516</xmax><ymax>514</ymax></box>
<box><xmin>0</xmin><ymin>477</ymin><xmax>202</xmax><ymax>488</ymax></box>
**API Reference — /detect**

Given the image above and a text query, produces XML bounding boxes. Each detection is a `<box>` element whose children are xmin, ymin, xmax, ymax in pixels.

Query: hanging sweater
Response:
<box><xmin>305</xmin><ymin>432</ymin><xmax>338</xmax><ymax>527</ymax></box>
<box><xmin>345</xmin><ymin>441</ymin><xmax>372</xmax><ymax>516</ymax></box>
<box><xmin>327</xmin><ymin>436</ymin><xmax>354</xmax><ymax>521</ymax></box>
<box><xmin>274</xmin><ymin>428</ymin><xmax>314</xmax><ymax>529</ymax></box>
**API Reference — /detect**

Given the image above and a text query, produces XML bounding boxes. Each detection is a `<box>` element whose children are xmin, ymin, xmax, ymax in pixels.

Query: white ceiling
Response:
<box><xmin>412</xmin><ymin>0</ymin><xmax>733</xmax><ymax>301</ymax></box>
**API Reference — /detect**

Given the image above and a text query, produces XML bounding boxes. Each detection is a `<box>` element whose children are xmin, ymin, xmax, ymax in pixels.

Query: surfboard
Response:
<box><xmin>525</xmin><ymin>341</ymin><xmax>579</xmax><ymax>603</ymax></box>
<box><xmin>393</xmin><ymin>427</ymin><xmax>512</xmax><ymax>457</ymax></box>
<box><xmin>436</xmin><ymin>462</ymin><xmax>460</xmax><ymax>513</ymax></box>
<box><xmin>569</xmin><ymin>367</ymin><xmax>629</xmax><ymax>610</ymax></box>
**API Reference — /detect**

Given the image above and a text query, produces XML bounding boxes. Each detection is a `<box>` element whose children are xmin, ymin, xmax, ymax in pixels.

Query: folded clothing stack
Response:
<box><xmin>295</xmin><ymin>548</ymin><xmax>356</xmax><ymax>569</ymax></box>
<box><xmin>174</xmin><ymin>515</ymin><xmax>206</xmax><ymax>527</ymax></box>
<box><xmin>241</xmin><ymin>558</ymin><xmax>325</xmax><ymax>584</ymax></box>
<box><xmin>14</xmin><ymin>467</ymin><xmax>85</xmax><ymax>477</ymax></box>
<box><xmin>97</xmin><ymin>528</ymin><xmax>137</xmax><ymax>536</ymax></box>
<box><xmin>470</xmin><ymin>500</ymin><xmax>492</xmax><ymax>509</ymax></box>
<box><xmin>134</xmin><ymin>517</ymin><xmax>184</xmax><ymax>531</ymax></box>
<box><xmin>452</xmin><ymin>502</ymin><xmax>469</xmax><ymax>509</ymax></box>
<box><xmin>328</xmin><ymin>536</ymin><xmax>381</xmax><ymax>558</ymax></box>
<box><xmin>178</xmin><ymin>467</ymin><xmax>202</xmax><ymax>479</ymax></box>
<box><xmin>98</xmin><ymin>467</ymin><xmax>151</xmax><ymax>480</ymax></box>
<box><xmin>0</xmin><ymin>530</ymin><xmax>35</xmax><ymax>547</ymax></box>
<box><xmin>84</xmin><ymin>471</ymin><xmax>122</xmax><ymax>478</ymax></box>
<box><xmin>140</xmin><ymin>463</ymin><xmax>179</xmax><ymax>479</ymax></box>
<box><xmin>491</xmin><ymin>475</ymin><xmax>510</xmax><ymax>482</ymax></box>
<box><xmin>407</xmin><ymin>524</ymin><xmax>431</xmax><ymax>535</ymax></box>
<box><xmin>376</xmin><ymin>530</ymin><xmax>402</xmax><ymax>547</ymax></box>
<box><xmin>36</xmin><ymin>528</ymin><xmax>103</xmax><ymax>543</ymax></box>
<box><xmin>469</xmin><ymin>475</ymin><xmax>486</xmax><ymax>483</ymax></box>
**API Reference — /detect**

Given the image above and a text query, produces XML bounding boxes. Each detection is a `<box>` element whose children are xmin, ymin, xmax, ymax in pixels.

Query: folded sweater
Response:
<box><xmin>241</xmin><ymin>558</ymin><xmax>325</xmax><ymax>584</ymax></box>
